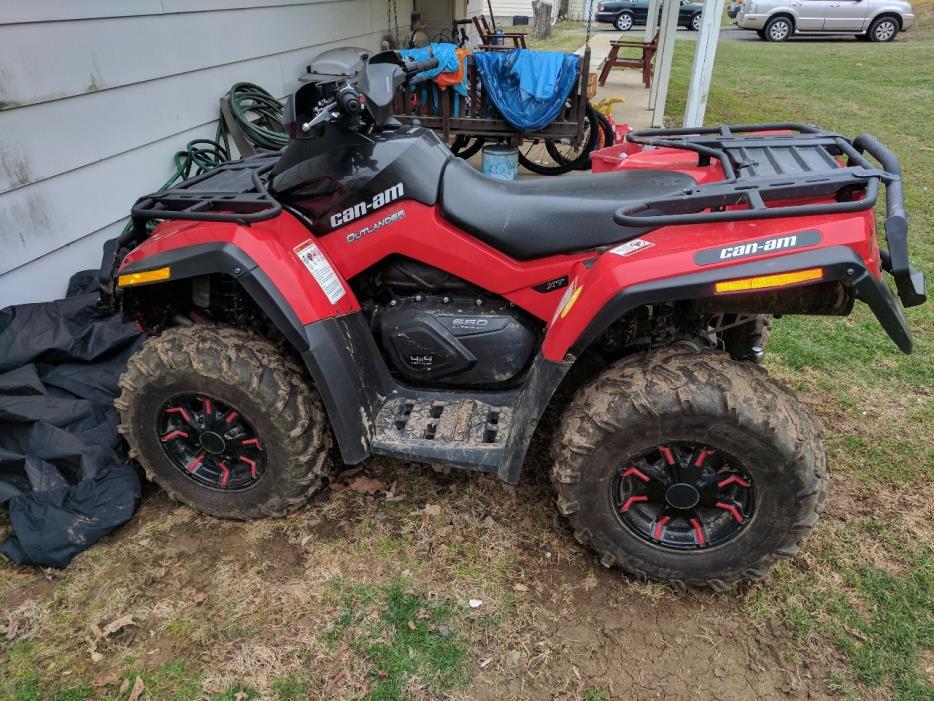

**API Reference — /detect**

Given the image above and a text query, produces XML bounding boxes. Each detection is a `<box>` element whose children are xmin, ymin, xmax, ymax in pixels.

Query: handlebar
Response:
<box><xmin>404</xmin><ymin>56</ymin><xmax>440</xmax><ymax>77</ymax></box>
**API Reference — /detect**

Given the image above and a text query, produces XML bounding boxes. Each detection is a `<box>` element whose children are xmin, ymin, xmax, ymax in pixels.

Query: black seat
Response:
<box><xmin>439</xmin><ymin>159</ymin><xmax>696</xmax><ymax>260</ymax></box>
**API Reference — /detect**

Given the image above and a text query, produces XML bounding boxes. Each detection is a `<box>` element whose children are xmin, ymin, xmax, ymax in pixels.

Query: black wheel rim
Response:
<box><xmin>157</xmin><ymin>393</ymin><xmax>267</xmax><ymax>491</ymax></box>
<box><xmin>611</xmin><ymin>442</ymin><xmax>755</xmax><ymax>550</ymax></box>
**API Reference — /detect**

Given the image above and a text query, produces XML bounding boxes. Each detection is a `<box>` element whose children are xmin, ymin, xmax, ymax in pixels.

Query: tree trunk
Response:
<box><xmin>531</xmin><ymin>1</ymin><xmax>553</xmax><ymax>40</ymax></box>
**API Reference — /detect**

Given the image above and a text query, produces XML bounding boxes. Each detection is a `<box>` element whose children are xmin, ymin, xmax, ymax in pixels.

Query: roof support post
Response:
<box><xmin>644</xmin><ymin>0</ymin><xmax>661</xmax><ymax>42</ymax></box>
<box><xmin>682</xmin><ymin>0</ymin><xmax>726</xmax><ymax>127</ymax></box>
<box><xmin>649</xmin><ymin>0</ymin><xmax>680</xmax><ymax>127</ymax></box>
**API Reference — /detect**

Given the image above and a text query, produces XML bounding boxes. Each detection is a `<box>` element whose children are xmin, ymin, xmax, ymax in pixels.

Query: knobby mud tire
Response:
<box><xmin>551</xmin><ymin>346</ymin><xmax>828</xmax><ymax>590</ymax></box>
<box><xmin>116</xmin><ymin>325</ymin><xmax>332</xmax><ymax>519</ymax></box>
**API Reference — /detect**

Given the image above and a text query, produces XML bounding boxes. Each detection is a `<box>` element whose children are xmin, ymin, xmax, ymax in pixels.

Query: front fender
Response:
<box><xmin>119</xmin><ymin>212</ymin><xmax>360</xmax><ymax>337</ymax></box>
<box><xmin>116</xmin><ymin>213</ymin><xmax>378</xmax><ymax>463</ymax></box>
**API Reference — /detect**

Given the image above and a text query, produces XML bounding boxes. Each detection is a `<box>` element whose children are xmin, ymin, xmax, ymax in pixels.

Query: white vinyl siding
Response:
<box><xmin>0</xmin><ymin>0</ymin><xmax>412</xmax><ymax>306</ymax></box>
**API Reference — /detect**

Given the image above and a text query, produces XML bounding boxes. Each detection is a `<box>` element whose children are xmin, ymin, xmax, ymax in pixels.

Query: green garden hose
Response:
<box><xmin>123</xmin><ymin>81</ymin><xmax>285</xmax><ymax>235</ymax></box>
<box><xmin>224</xmin><ymin>82</ymin><xmax>289</xmax><ymax>151</ymax></box>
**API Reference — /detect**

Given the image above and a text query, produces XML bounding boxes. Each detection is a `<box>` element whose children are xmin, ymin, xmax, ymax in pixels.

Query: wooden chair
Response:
<box><xmin>597</xmin><ymin>30</ymin><xmax>659</xmax><ymax>89</ymax></box>
<box><xmin>471</xmin><ymin>14</ymin><xmax>528</xmax><ymax>49</ymax></box>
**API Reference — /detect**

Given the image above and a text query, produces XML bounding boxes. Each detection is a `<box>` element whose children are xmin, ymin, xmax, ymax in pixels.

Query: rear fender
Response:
<box><xmin>543</xmin><ymin>213</ymin><xmax>913</xmax><ymax>359</ymax></box>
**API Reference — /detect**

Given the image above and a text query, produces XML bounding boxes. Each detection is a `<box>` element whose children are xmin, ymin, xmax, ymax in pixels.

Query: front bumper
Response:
<box><xmin>901</xmin><ymin>13</ymin><xmax>915</xmax><ymax>30</ymax></box>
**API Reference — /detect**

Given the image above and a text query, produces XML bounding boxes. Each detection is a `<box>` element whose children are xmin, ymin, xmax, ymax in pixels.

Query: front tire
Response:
<box><xmin>551</xmin><ymin>347</ymin><xmax>827</xmax><ymax>590</ymax></box>
<box><xmin>116</xmin><ymin>325</ymin><xmax>332</xmax><ymax>519</ymax></box>
<box><xmin>764</xmin><ymin>15</ymin><xmax>793</xmax><ymax>41</ymax></box>
<box><xmin>868</xmin><ymin>15</ymin><xmax>899</xmax><ymax>42</ymax></box>
<box><xmin>614</xmin><ymin>12</ymin><xmax>634</xmax><ymax>31</ymax></box>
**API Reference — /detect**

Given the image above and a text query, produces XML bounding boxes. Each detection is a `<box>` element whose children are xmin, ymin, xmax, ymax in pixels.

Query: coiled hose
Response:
<box><xmin>224</xmin><ymin>82</ymin><xmax>288</xmax><ymax>151</ymax></box>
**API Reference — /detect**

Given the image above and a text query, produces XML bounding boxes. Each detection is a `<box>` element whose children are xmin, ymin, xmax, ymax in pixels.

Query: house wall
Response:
<box><xmin>0</xmin><ymin>0</ymin><xmax>412</xmax><ymax>307</ymax></box>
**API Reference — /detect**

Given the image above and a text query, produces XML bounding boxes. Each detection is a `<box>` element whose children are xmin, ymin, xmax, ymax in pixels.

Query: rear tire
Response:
<box><xmin>691</xmin><ymin>13</ymin><xmax>703</xmax><ymax>31</ymax></box>
<box><xmin>116</xmin><ymin>325</ymin><xmax>332</xmax><ymax>519</ymax></box>
<box><xmin>764</xmin><ymin>15</ymin><xmax>793</xmax><ymax>41</ymax></box>
<box><xmin>551</xmin><ymin>347</ymin><xmax>827</xmax><ymax>590</ymax></box>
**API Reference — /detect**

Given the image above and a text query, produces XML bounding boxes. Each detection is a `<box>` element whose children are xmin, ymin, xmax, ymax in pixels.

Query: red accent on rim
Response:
<box><xmin>202</xmin><ymin>397</ymin><xmax>213</xmax><ymax>417</ymax></box>
<box><xmin>161</xmin><ymin>430</ymin><xmax>189</xmax><ymax>442</ymax></box>
<box><xmin>166</xmin><ymin>406</ymin><xmax>192</xmax><ymax>424</ymax></box>
<box><xmin>622</xmin><ymin>467</ymin><xmax>650</xmax><ymax>482</ymax></box>
<box><xmin>187</xmin><ymin>452</ymin><xmax>206</xmax><ymax>473</ymax></box>
<box><xmin>659</xmin><ymin>446</ymin><xmax>675</xmax><ymax>465</ymax></box>
<box><xmin>653</xmin><ymin>515</ymin><xmax>671</xmax><ymax>540</ymax></box>
<box><xmin>240</xmin><ymin>456</ymin><xmax>258</xmax><ymax>479</ymax></box>
<box><xmin>218</xmin><ymin>462</ymin><xmax>230</xmax><ymax>488</ymax></box>
<box><xmin>225</xmin><ymin>411</ymin><xmax>239</xmax><ymax>424</ymax></box>
<box><xmin>716</xmin><ymin>501</ymin><xmax>744</xmax><ymax>523</ymax></box>
<box><xmin>689</xmin><ymin>518</ymin><xmax>705</xmax><ymax>545</ymax></box>
<box><xmin>621</xmin><ymin>495</ymin><xmax>648</xmax><ymax>512</ymax></box>
<box><xmin>693</xmin><ymin>449</ymin><xmax>714</xmax><ymax>467</ymax></box>
<box><xmin>717</xmin><ymin>475</ymin><xmax>750</xmax><ymax>488</ymax></box>
<box><xmin>241</xmin><ymin>437</ymin><xmax>262</xmax><ymax>449</ymax></box>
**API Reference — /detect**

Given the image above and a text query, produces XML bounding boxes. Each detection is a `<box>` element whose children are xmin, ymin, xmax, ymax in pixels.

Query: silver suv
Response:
<box><xmin>737</xmin><ymin>0</ymin><xmax>915</xmax><ymax>41</ymax></box>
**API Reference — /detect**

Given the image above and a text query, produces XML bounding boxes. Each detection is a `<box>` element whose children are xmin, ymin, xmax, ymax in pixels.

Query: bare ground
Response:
<box><xmin>2</xmin><ymin>447</ymin><xmax>873</xmax><ymax>700</ymax></box>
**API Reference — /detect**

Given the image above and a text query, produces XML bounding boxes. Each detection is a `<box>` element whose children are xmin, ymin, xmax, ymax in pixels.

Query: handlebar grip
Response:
<box><xmin>405</xmin><ymin>56</ymin><xmax>440</xmax><ymax>76</ymax></box>
<box><xmin>337</xmin><ymin>87</ymin><xmax>362</xmax><ymax>115</ymax></box>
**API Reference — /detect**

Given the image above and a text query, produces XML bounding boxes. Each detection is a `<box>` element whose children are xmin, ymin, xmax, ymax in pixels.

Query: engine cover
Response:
<box><xmin>375</xmin><ymin>295</ymin><xmax>539</xmax><ymax>387</ymax></box>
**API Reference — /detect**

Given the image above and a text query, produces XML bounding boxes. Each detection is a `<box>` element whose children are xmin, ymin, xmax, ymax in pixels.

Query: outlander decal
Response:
<box><xmin>330</xmin><ymin>183</ymin><xmax>404</xmax><ymax>227</ymax></box>
<box><xmin>345</xmin><ymin>209</ymin><xmax>406</xmax><ymax>243</ymax></box>
<box><xmin>695</xmin><ymin>231</ymin><xmax>822</xmax><ymax>265</ymax></box>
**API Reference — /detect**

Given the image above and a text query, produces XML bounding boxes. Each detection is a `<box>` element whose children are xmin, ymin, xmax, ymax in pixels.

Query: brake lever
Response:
<box><xmin>301</xmin><ymin>100</ymin><xmax>338</xmax><ymax>132</ymax></box>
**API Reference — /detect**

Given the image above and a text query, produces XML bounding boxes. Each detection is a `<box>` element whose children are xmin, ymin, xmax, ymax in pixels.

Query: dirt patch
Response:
<box><xmin>0</xmin><ymin>450</ymin><xmax>871</xmax><ymax>699</ymax></box>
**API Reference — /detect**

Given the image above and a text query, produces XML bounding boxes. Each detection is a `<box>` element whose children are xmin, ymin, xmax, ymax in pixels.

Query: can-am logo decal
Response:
<box><xmin>345</xmin><ymin>209</ymin><xmax>406</xmax><ymax>244</ymax></box>
<box><xmin>694</xmin><ymin>231</ymin><xmax>822</xmax><ymax>266</ymax></box>
<box><xmin>330</xmin><ymin>183</ymin><xmax>404</xmax><ymax>228</ymax></box>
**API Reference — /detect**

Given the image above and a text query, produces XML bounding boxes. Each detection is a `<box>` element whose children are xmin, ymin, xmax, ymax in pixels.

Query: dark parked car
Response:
<box><xmin>596</xmin><ymin>0</ymin><xmax>704</xmax><ymax>31</ymax></box>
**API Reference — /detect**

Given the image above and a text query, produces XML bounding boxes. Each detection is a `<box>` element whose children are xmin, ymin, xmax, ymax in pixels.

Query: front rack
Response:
<box><xmin>614</xmin><ymin>123</ymin><xmax>924</xmax><ymax>307</ymax></box>
<box><xmin>130</xmin><ymin>153</ymin><xmax>282</xmax><ymax>230</ymax></box>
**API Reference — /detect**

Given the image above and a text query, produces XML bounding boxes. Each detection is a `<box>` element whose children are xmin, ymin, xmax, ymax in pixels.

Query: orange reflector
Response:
<box><xmin>118</xmin><ymin>267</ymin><xmax>171</xmax><ymax>287</ymax></box>
<box><xmin>714</xmin><ymin>267</ymin><xmax>824</xmax><ymax>294</ymax></box>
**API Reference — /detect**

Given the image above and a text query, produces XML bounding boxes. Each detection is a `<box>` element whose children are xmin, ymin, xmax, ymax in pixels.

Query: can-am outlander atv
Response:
<box><xmin>101</xmin><ymin>48</ymin><xmax>926</xmax><ymax>590</ymax></box>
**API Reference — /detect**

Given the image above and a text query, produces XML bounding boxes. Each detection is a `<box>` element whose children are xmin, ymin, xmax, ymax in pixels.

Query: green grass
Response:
<box><xmin>664</xmin><ymin>7</ymin><xmax>934</xmax><ymax>697</ymax></box>
<box><xmin>512</xmin><ymin>21</ymin><xmax>589</xmax><ymax>53</ymax></box>
<box><xmin>326</xmin><ymin>580</ymin><xmax>470</xmax><ymax>701</ymax></box>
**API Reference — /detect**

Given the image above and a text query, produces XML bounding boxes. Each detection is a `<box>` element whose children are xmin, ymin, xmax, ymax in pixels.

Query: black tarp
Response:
<box><xmin>0</xmin><ymin>271</ymin><xmax>143</xmax><ymax>567</ymax></box>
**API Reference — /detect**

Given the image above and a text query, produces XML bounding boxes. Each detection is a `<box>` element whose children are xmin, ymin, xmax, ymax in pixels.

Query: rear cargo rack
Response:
<box><xmin>130</xmin><ymin>153</ymin><xmax>282</xmax><ymax>229</ymax></box>
<box><xmin>616</xmin><ymin>122</ymin><xmax>924</xmax><ymax>308</ymax></box>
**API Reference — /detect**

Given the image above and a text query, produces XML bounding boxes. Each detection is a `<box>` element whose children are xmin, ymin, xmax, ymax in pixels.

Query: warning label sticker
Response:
<box><xmin>608</xmin><ymin>238</ymin><xmax>655</xmax><ymax>257</ymax></box>
<box><xmin>294</xmin><ymin>240</ymin><xmax>345</xmax><ymax>304</ymax></box>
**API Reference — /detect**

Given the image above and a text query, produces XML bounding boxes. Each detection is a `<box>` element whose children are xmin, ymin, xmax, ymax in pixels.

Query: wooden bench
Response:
<box><xmin>597</xmin><ymin>31</ymin><xmax>659</xmax><ymax>89</ymax></box>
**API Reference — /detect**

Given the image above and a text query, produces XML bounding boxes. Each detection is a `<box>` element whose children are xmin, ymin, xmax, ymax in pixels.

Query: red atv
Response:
<box><xmin>101</xmin><ymin>48</ymin><xmax>925</xmax><ymax>589</ymax></box>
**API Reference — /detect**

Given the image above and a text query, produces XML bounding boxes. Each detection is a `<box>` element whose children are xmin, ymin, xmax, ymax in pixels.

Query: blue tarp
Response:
<box><xmin>473</xmin><ymin>49</ymin><xmax>580</xmax><ymax>133</ymax></box>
